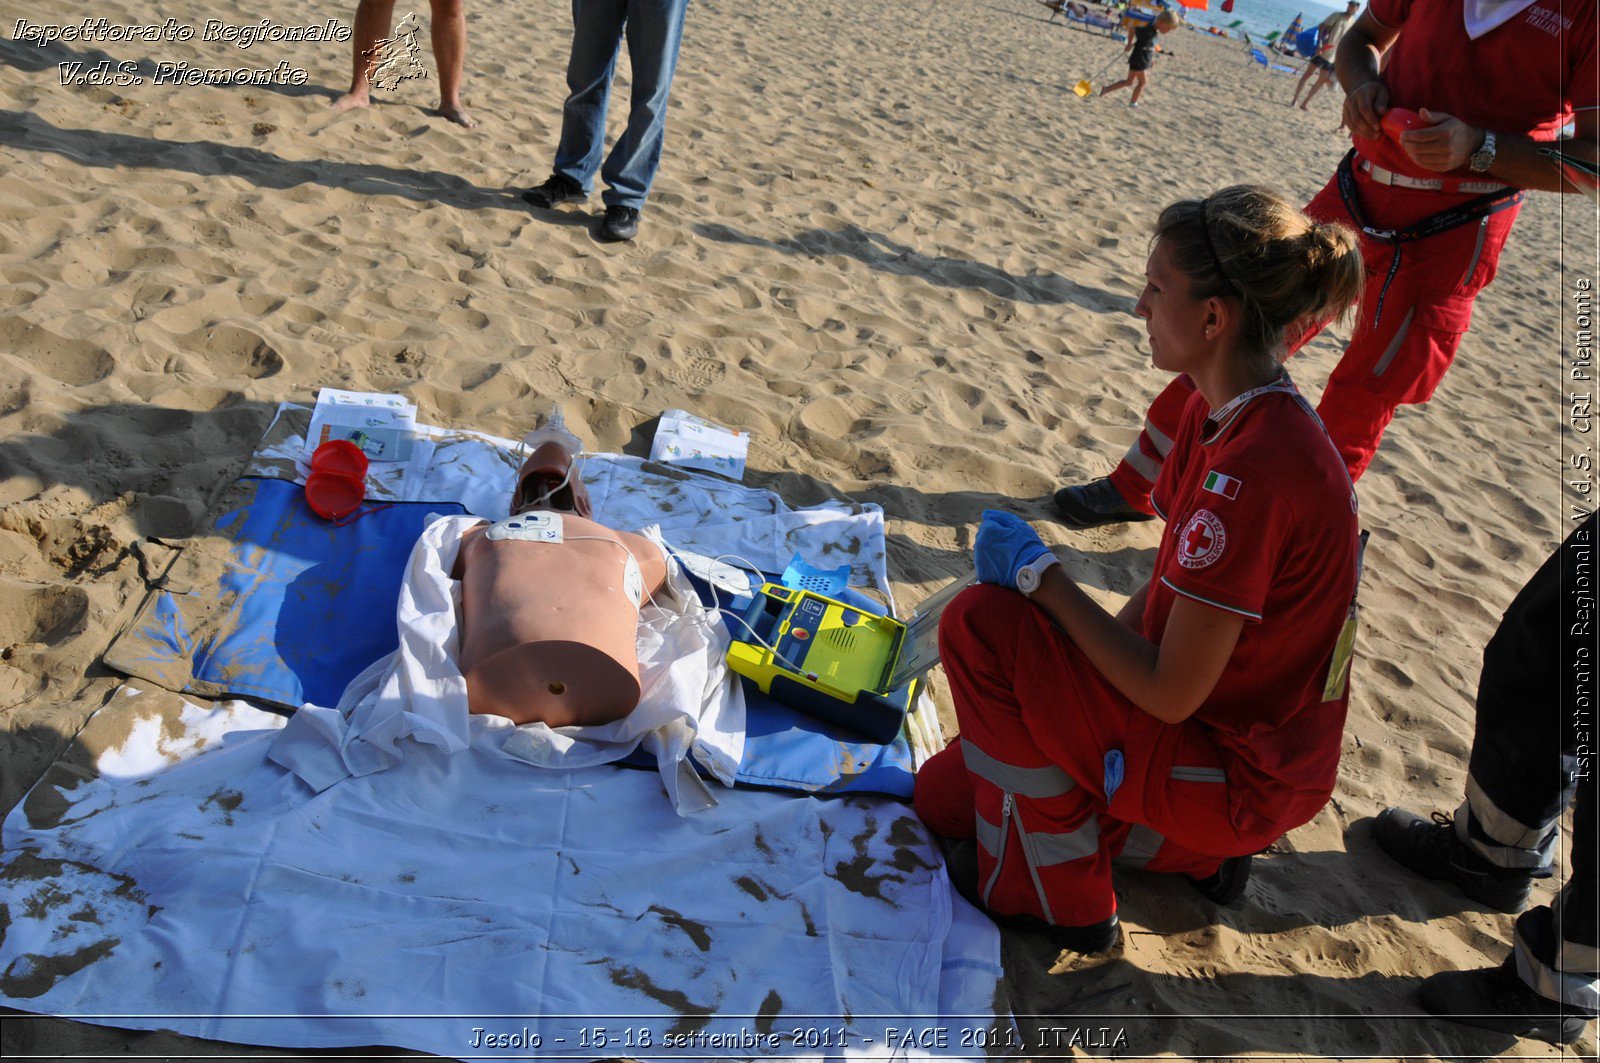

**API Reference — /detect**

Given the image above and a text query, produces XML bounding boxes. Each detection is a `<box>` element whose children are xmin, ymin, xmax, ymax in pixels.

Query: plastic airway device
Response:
<box><xmin>306</xmin><ymin>440</ymin><xmax>369</xmax><ymax>520</ymax></box>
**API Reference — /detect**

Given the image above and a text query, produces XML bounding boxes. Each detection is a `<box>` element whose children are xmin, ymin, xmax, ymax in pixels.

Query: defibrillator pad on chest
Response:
<box><xmin>485</xmin><ymin>512</ymin><xmax>564</xmax><ymax>543</ymax></box>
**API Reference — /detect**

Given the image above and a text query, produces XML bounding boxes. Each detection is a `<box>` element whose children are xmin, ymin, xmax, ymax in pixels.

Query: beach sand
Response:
<box><xmin>0</xmin><ymin>0</ymin><xmax>1593</xmax><ymax>1057</ymax></box>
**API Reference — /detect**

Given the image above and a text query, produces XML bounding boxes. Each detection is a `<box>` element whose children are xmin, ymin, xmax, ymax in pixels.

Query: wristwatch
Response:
<box><xmin>1016</xmin><ymin>553</ymin><xmax>1060</xmax><ymax>597</ymax></box>
<box><xmin>1469</xmin><ymin>130</ymin><xmax>1498</xmax><ymax>174</ymax></box>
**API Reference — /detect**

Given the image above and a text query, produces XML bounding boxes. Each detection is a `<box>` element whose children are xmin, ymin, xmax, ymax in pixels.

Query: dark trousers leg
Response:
<box><xmin>1469</xmin><ymin>513</ymin><xmax>1598</xmax><ymax>1008</ymax></box>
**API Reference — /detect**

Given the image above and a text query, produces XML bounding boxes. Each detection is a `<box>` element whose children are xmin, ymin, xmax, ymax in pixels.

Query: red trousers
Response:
<box><xmin>913</xmin><ymin>585</ymin><xmax>1284</xmax><ymax>927</ymax></box>
<box><xmin>1108</xmin><ymin>168</ymin><xmax>1521</xmax><ymax>511</ymax></box>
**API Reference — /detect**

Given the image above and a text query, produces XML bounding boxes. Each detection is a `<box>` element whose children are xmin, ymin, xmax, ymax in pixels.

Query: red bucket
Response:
<box><xmin>305</xmin><ymin>470</ymin><xmax>365</xmax><ymax>521</ymax></box>
<box><xmin>311</xmin><ymin>439</ymin><xmax>369</xmax><ymax>480</ymax></box>
<box><xmin>306</xmin><ymin>441</ymin><xmax>369</xmax><ymax>521</ymax></box>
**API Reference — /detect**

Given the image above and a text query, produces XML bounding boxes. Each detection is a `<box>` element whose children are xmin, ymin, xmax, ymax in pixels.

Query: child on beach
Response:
<box><xmin>913</xmin><ymin>186</ymin><xmax>1365</xmax><ymax>952</ymax></box>
<box><xmin>1099</xmin><ymin>9</ymin><xmax>1179</xmax><ymax>106</ymax></box>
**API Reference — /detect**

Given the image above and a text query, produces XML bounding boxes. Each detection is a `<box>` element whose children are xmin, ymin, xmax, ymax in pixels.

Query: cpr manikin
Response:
<box><xmin>452</xmin><ymin>414</ymin><xmax>670</xmax><ymax>728</ymax></box>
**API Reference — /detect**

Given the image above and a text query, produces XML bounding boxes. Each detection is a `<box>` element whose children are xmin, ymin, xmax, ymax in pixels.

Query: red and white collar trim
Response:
<box><xmin>1200</xmin><ymin>374</ymin><xmax>1302</xmax><ymax>445</ymax></box>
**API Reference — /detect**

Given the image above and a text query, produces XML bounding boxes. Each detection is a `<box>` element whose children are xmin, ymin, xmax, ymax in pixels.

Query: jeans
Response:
<box><xmin>551</xmin><ymin>0</ymin><xmax>690</xmax><ymax>210</ymax></box>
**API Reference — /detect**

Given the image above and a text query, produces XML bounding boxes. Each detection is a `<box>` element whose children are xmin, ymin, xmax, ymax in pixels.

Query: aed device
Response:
<box><xmin>726</xmin><ymin>574</ymin><xmax>975</xmax><ymax>744</ymax></box>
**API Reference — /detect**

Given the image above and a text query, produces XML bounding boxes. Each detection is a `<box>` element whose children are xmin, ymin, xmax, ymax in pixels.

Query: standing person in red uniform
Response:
<box><xmin>914</xmin><ymin>186</ymin><xmax>1365</xmax><ymax>949</ymax></box>
<box><xmin>1054</xmin><ymin>0</ymin><xmax>1599</xmax><ymax>528</ymax></box>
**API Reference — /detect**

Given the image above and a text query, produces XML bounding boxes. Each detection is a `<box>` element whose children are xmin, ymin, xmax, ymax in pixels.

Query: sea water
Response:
<box><xmin>1181</xmin><ymin>0</ymin><xmax>1345</xmax><ymax>45</ymax></box>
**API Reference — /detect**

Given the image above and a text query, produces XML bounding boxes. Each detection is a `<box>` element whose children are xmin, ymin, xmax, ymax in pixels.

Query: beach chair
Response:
<box><xmin>1040</xmin><ymin>0</ymin><xmax>1121</xmax><ymax>36</ymax></box>
<box><xmin>1249</xmin><ymin>46</ymin><xmax>1298</xmax><ymax>74</ymax></box>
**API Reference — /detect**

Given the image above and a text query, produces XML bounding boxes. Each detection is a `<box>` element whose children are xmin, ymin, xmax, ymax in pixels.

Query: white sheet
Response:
<box><xmin>0</xmin><ymin>688</ymin><xmax>1007</xmax><ymax>1059</ymax></box>
<box><xmin>247</xmin><ymin>403</ymin><xmax>897</xmax><ymax>612</ymax></box>
<box><xmin>267</xmin><ymin>514</ymin><xmax>745</xmax><ymax>816</ymax></box>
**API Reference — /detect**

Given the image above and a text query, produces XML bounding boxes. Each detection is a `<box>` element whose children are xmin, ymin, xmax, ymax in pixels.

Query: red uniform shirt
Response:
<box><xmin>1146</xmin><ymin>381</ymin><xmax>1362</xmax><ymax>824</ymax></box>
<box><xmin>1353</xmin><ymin>0</ymin><xmax>1598</xmax><ymax>180</ymax></box>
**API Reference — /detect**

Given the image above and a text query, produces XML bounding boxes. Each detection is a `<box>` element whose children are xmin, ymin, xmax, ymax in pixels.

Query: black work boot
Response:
<box><xmin>1053</xmin><ymin>477</ymin><xmax>1155</xmax><ymax>529</ymax></box>
<box><xmin>1374</xmin><ymin>807</ymin><xmax>1544</xmax><ymax>914</ymax></box>
<box><xmin>1419</xmin><ymin>957</ymin><xmax>1593</xmax><ymax>1045</ymax></box>
<box><xmin>1187</xmin><ymin>854</ymin><xmax>1253</xmax><ymax>906</ymax></box>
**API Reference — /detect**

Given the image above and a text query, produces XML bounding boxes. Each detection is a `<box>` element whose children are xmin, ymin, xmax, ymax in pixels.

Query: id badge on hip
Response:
<box><xmin>1321</xmin><ymin>601</ymin><xmax>1360</xmax><ymax>703</ymax></box>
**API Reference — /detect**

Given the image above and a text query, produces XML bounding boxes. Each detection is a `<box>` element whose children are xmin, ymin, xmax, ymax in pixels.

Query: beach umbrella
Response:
<box><xmin>1175</xmin><ymin>0</ymin><xmax>1209</xmax><ymax>8</ymax></box>
<box><xmin>1221</xmin><ymin>0</ymin><xmax>1235</xmax><ymax>10</ymax></box>
<box><xmin>1283</xmin><ymin>12</ymin><xmax>1305</xmax><ymax>38</ymax></box>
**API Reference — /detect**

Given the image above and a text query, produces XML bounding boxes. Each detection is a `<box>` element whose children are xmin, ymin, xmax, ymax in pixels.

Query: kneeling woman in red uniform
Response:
<box><xmin>915</xmin><ymin>185</ymin><xmax>1366</xmax><ymax>951</ymax></box>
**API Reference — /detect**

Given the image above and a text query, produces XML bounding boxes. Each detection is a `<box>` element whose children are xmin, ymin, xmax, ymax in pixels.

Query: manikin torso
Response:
<box><xmin>451</xmin><ymin>443</ymin><xmax>669</xmax><ymax>728</ymax></box>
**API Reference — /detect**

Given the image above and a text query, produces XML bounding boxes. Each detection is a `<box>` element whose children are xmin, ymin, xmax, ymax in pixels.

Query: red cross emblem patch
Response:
<box><xmin>1178</xmin><ymin>509</ymin><xmax>1227</xmax><ymax>570</ymax></box>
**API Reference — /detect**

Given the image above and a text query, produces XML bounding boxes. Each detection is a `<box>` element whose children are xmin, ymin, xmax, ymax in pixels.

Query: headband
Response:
<box><xmin>1198</xmin><ymin>197</ymin><xmax>1242</xmax><ymax>298</ymax></box>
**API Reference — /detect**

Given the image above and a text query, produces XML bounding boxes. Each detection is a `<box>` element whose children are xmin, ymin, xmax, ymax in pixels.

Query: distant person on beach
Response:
<box><xmin>1291</xmin><ymin>1</ymin><xmax>1361</xmax><ymax>110</ymax></box>
<box><xmin>1098</xmin><ymin>10</ymin><xmax>1179</xmax><ymax>106</ymax></box>
<box><xmin>1054</xmin><ymin>0</ymin><xmax>1598</xmax><ymax>528</ymax></box>
<box><xmin>914</xmin><ymin>187</ymin><xmax>1365</xmax><ymax>953</ymax></box>
<box><xmin>331</xmin><ymin>0</ymin><xmax>477</xmax><ymax>128</ymax></box>
<box><xmin>1371</xmin><ymin>512</ymin><xmax>1597</xmax><ymax>1045</ymax></box>
<box><xmin>521</xmin><ymin>0</ymin><xmax>692</xmax><ymax>243</ymax></box>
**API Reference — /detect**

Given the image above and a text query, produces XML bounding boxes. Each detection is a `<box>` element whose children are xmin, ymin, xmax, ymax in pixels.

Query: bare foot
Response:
<box><xmin>1297</xmin><ymin>102</ymin><xmax>1309</xmax><ymax>110</ymax></box>
<box><xmin>438</xmin><ymin>104</ymin><xmax>478</xmax><ymax>129</ymax></box>
<box><xmin>330</xmin><ymin>91</ymin><xmax>371</xmax><ymax>113</ymax></box>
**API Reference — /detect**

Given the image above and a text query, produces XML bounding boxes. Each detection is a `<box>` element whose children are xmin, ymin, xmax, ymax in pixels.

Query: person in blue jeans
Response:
<box><xmin>522</xmin><ymin>0</ymin><xmax>691</xmax><ymax>243</ymax></box>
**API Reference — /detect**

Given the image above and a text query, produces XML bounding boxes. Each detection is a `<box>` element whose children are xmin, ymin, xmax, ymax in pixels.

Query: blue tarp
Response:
<box><xmin>107</xmin><ymin>476</ymin><xmax>916</xmax><ymax>798</ymax></box>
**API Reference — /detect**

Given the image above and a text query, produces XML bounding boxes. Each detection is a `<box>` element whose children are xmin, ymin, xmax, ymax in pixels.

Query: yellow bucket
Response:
<box><xmin>1072</xmin><ymin>79</ymin><xmax>1094</xmax><ymax>97</ymax></box>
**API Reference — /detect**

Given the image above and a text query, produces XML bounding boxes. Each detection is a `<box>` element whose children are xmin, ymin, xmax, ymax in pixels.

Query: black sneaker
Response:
<box><xmin>1419</xmin><ymin>957</ymin><xmax>1593</xmax><ymax>1045</ymax></box>
<box><xmin>1373</xmin><ymin>808</ymin><xmax>1543</xmax><ymax>914</ymax></box>
<box><xmin>1187</xmin><ymin>854</ymin><xmax>1253</xmax><ymax>906</ymax></box>
<box><xmin>1053</xmin><ymin>477</ymin><xmax>1155</xmax><ymax>528</ymax></box>
<box><xmin>521</xmin><ymin>173</ymin><xmax>586</xmax><ymax>209</ymax></box>
<box><xmin>599</xmin><ymin>205</ymin><xmax>641</xmax><ymax>242</ymax></box>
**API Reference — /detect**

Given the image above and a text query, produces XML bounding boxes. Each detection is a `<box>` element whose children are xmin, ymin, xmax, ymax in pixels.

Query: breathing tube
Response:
<box><xmin>517</xmin><ymin>407</ymin><xmax>586</xmax><ymax>510</ymax></box>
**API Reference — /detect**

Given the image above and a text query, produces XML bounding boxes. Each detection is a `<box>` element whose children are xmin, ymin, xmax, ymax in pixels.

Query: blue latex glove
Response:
<box><xmin>1103</xmin><ymin>749</ymin><xmax>1125</xmax><ymax>802</ymax></box>
<box><xmin>974</xmin><ymin>509</ymin><xmax>1050</xmax><ymax>590</ymax></box>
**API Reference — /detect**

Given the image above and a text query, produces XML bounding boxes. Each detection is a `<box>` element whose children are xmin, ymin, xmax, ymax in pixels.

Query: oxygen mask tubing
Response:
<box><xmin>517</xmin><ymin>407</ymin><xmax>586</xmax><ymax>512</ymax></box>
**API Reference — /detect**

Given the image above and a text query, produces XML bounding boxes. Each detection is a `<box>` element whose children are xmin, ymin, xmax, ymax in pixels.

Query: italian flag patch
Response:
<box><xmin>1203</xmin><ymin>470</ymin><xmax>1241</xmax><ymax>500</ymax></box>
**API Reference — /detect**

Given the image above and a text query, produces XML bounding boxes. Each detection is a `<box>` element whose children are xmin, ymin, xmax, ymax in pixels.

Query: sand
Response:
<box><xmin>0</xmin><ymin>0</ymin><xmax>1594</xmax><ymax>1057</ymax></box>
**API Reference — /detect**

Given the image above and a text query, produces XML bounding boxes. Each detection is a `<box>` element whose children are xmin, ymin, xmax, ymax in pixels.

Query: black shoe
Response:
<box><xmin>1053</xmin><ymin>477</ymin><xmax>1155</xmax><ymax>528</ymax></box>
<box><xmin>1373</xmin><ymin>808</ymin><xmax>1543</xmax><ymax>914</ymax></box>
<box><xmin>1419</xmin><ymin>958</ymin><xmax>1593</xmax><ymax>1045</ymax></box>
<box><xmin>521</xmin><ymin>173</ymin><xmax>586</xmax><ymax>209</ymax></box>
<box><xmin>1187</xmin><ymin>854</ymin><xmax>1253</xmax><ymax>906</ymax></box>
<box><xmin>940</xmin><ymin>839</ymin><xmax>1119</xmax><ymax>953</ymax></box>
<box><xmin>599</xmin><ymin>205</ymin><xmax>641</xmax><ymax>242</ymax></box>
<box><xmin>990</xmin><ymin>910</ymin><xmax>1122</xmax><ymax>954</ymax></box>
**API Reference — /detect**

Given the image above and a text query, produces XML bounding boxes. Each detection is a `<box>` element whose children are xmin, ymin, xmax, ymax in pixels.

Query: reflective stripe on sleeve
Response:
<box><xmin>1144</xmin><ymin>420</ymin><xmax>1175</xmax><ymax>456</ymax></box>
<box><xmin>1121</xmin><ymin>438</ymin><xmax>1163</xmax><ymax>482</ymax></box>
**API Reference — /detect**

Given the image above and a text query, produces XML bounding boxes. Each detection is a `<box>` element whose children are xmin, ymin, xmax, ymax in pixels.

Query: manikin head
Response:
<box><xmin>511</xmin><ymin>441</ymin><xmax>594</xmax><ymax>518</ymax></box>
